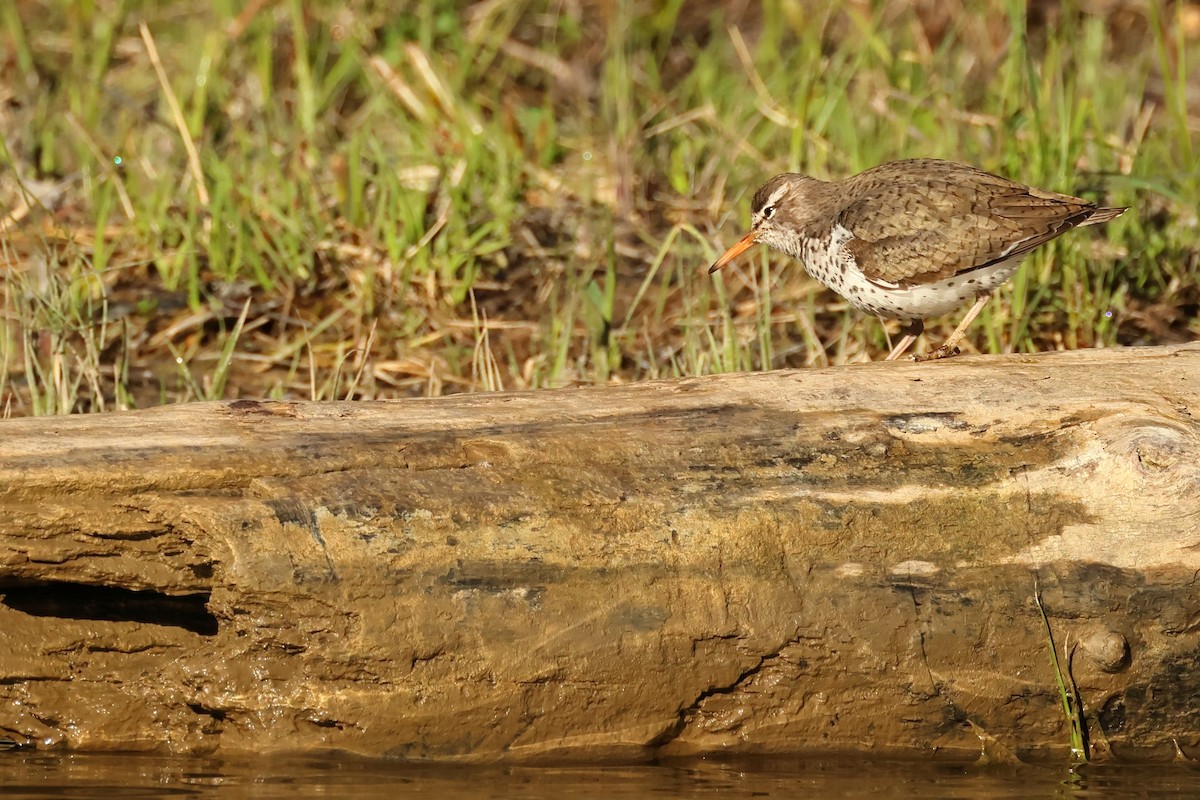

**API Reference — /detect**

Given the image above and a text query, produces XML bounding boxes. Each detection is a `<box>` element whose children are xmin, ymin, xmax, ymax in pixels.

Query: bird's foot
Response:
<box><xmin>911</xmin><ymin>344</ymin><xmax>962</xmax><ymax>362</ymax></box>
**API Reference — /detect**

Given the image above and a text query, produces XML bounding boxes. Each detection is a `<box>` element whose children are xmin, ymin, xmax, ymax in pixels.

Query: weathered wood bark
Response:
<box><xmin>1</xmin><ymin>343</ymin><xmax>1198</xmax><ymax>762</ymax></box>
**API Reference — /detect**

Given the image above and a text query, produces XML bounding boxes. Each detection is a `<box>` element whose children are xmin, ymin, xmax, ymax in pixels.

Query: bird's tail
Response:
<box><xmin>1079</xmin><ymin>206</ymin><xmax>1128</xmax><ymax>227</ymax></box>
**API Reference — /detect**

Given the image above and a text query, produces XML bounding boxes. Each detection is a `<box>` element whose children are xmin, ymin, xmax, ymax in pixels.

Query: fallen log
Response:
<box><xmin>1</xmin><ymin>343</ymin><xmax>1198</xmax><ymax>762</ymax></box>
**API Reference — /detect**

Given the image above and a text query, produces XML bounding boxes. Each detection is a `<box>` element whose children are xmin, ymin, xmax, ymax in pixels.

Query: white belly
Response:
<box><xmin>798</xmin><ymin>229</ymin><xmax>1024</xmax><ymax>322</ymax></box>
<box><xmin>833</xmin><ymin>257</ymin><xmax>1023</xmax><ymax>321</ymax></box>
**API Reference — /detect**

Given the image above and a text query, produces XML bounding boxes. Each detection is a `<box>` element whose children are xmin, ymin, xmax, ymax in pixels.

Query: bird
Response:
<box><xmin>708</xmin><ymin>158</ymin><xmax>1127</xmax><ymax>361</ymax></box>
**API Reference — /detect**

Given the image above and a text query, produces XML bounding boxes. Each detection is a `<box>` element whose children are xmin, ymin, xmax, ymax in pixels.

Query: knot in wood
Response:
<box><xmin>1107</xmin><ymin>419</ymin><xmax>1200</xmax><ymax>488</ymax></box>
<box><xmin>1079</xmin><ymin>626</ymin><xmax>1131</xmax><ymax>673</ymax></box>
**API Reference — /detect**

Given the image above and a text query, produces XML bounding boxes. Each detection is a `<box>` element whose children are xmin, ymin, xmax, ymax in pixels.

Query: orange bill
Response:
<box><xmin>708</xmin><ymin>232</ymin><xmax>758</xmax><ymax>273</ymax></box>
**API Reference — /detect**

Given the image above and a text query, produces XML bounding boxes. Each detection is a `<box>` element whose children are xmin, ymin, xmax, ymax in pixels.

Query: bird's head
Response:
<box><xmin>708</xmin><ymin>173</ymin><xmax>827</xmax><ymax>273</ymax></box>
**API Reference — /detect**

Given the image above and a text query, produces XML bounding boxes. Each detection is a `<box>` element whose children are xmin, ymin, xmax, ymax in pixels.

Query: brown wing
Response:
<box><xmin>837</xmin><ymin>160</ymin><xmax>1100</xmax><ymax>287</ymax></box>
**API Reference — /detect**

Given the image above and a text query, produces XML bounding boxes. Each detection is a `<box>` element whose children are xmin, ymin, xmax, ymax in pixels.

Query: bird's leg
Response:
<box><xmin>885</xmin><ymin>319</ymin><xmax>923</xmax><ymax>361</ymax></box>
<box><xmin>913</xmin><ymin>291</ymin><xmax>993</xmax><ymax>362</ymax></box>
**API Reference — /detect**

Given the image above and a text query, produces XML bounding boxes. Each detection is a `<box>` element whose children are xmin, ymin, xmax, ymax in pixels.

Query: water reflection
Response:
<box><xmin>0</xmin><ymin>752</ymin><xmax>1198</xmax><ymax>799</ymax></box>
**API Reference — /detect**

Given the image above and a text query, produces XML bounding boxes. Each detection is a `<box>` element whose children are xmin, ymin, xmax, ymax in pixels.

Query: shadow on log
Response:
<box><xmin>1</xmin><ymin>344</ymin><xmax>1198</xmax><ymax>762</ymax></box>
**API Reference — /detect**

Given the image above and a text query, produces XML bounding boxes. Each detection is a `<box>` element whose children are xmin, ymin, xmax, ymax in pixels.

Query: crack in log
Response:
<box><xmin>906</xmin><ymin>585</ymin><xmax>942</xmax><ymax>701</ymax></box>
<box><xmin>187</xmin><ymin>703</ymin><xmax>227</xmax><ymax>721</ymax></box>
<box><xmin>82</xmin><ymin>529</ymin><xmax>176</xmax><ymax>542</ymax></box>
<box><xmin>307</xmin><ymin>716</ymin><xmax>353</xmax><ymax>730</ymax></box>
<box><xmin>651</xmin><ymin>648</ymin><xmax>784</xmax><ymax>748</ymax></box>
<box><xmin>0</xmin><ymin>580</ymin><xmax>218</xmax><ymax>635</ymax></box>
<box><xmin>263</xmin><ymin>498</ymin><xmax>339</xmax><ymax>580</ymax></box>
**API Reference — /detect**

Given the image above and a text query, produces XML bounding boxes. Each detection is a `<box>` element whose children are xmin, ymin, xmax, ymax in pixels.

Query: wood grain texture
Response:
<box><xmin>1</xmin><ymin>344</ymin><xmax>1198</xmax><ymax>762</ymax></box>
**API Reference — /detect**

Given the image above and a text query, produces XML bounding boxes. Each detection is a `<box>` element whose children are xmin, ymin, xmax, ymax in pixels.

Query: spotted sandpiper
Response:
<box><xmin>709</xmin><ymin>158</ymin><xmax>1127</xmax><ymax>361</ymax></box>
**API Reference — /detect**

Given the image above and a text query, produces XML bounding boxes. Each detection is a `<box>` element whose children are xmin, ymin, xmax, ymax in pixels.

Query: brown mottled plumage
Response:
<box><xmin>710</xmin><ymin>159</ymin><xmax>1127</xmax><ymax>361</ymax></box>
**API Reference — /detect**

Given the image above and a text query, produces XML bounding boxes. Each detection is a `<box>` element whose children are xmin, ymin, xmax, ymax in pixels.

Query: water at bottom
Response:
<box><xmin>1</xmin><ymin>751</ymin><xmax>1198</xmax><ymax>799</ymax></box>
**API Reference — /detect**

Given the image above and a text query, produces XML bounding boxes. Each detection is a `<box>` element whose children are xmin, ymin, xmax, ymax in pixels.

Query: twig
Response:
<box><xmin>499</xmin><ymin>39</ymin><xmax>594</xmax><ymax>97</ymax></box>
<box><xmin>344</xmin><ymin>319</ymin><xmax>377</xmax><ymax>400</ymax></box>
<box><xmin>228</xmin><ymin>0</ymin><xmax>274</xmax><ymax>39</ymax></box>
<box><xmin>404</xmin><ymin>43</ymin><xmax>483</xmax><ymax>135</ymax></box>
<box><xmin>728</xmin><ymin>26</ymin><xmax>799</xmax><ymax>128</ymax></box>
<box><xmin>139</xmin><ymin>21</ymin><xmax>209</xmax><ymax>207</ymax></box>
<box><xmin>404</xmin><ymin>159</ymin><xmax>465</xmax><ymax>262</ymax></box>
<box><xmin>63</xmin><ymin>112</ymin><xmax>136</xmax><ymax>221</ymax></box>
<box><xmin>369</xmin><ymin>55</ymin><xmax>432</xmax><ymax>123</ymax></box>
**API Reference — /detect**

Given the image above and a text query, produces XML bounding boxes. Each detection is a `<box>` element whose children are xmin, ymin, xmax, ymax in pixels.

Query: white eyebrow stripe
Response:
<box><xmin>753</xmin><ymin>182</ymin><xmax>792</xmax><ymax>227</ymax></box>
<box><xmin>766</xmin><ymin>184</ymin><xmax>788</xmax><ymax>208</ymax></box>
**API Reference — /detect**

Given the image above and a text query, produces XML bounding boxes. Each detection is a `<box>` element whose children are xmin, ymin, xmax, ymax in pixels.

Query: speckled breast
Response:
<box><xmin>799</xmin><ymin>235</ymin><xmax>1024</xmax><ymax>323</ymax></box>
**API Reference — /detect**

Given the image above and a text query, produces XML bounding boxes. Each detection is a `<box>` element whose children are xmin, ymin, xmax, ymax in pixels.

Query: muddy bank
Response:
<box><xmin>1</xmin><ymin>344</ymin><xmax>1198</xmax><ymax>761</ymax></box>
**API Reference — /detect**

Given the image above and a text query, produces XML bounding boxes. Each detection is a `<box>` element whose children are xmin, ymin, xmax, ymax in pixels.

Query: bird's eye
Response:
<box><xmin>761</xmin><ymin>205</ymin><xmax>775</xmax><ymax>219</ymax></box>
